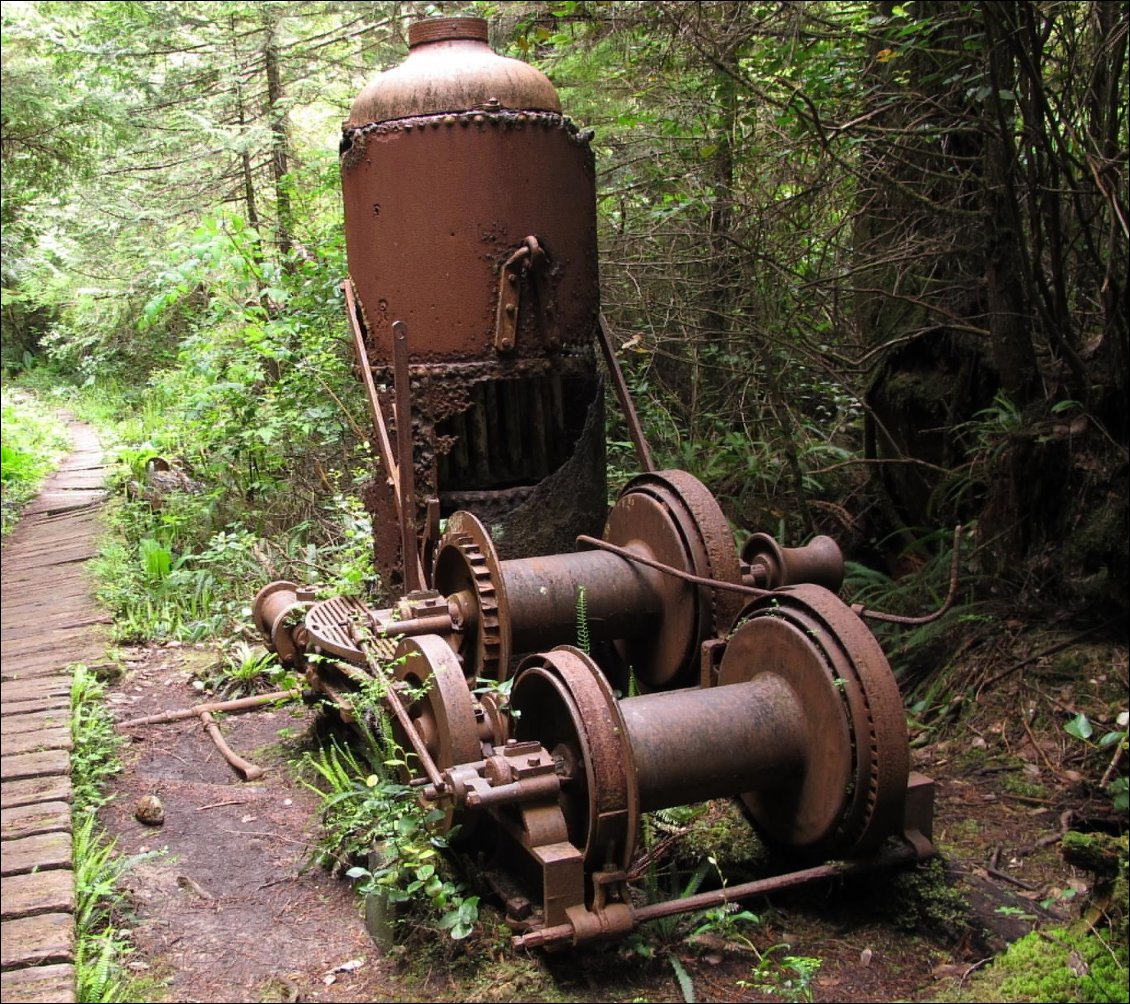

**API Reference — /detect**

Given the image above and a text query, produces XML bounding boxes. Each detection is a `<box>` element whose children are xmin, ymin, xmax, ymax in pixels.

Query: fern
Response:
<box><xmin>670</xmin><ymin>955</ymin><xmax>697</xmax><ymax>1003</ymax></box>
<box><xmin>575</xmin><ymin>584</ymin><xmax>591</xmax><ymax>655</ymax></box>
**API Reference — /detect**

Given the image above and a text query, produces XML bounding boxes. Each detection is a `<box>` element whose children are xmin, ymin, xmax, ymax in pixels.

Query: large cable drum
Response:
<box><xmin>341</xmin><ymin>17</ymin><xmax>606</xmax><ymax>588</ymax></box>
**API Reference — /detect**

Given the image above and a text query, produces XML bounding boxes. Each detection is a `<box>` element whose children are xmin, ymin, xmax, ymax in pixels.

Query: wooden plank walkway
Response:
<box><xmin>1</xmin><ymin>423</ymin><xmax>109</xmax><ymax>1004</ymax></box>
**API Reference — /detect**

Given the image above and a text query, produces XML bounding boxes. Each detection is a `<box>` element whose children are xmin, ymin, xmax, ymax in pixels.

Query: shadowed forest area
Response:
<box><xmin>2</xmin><ymin>2</ymin><xmax>1127</xmax><ymax>1002</ymax></box>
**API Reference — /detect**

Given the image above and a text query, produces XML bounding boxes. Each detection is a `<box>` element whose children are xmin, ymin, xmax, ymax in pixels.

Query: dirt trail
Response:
<box><xmin>99</xmin><ymin>633</ymin><xmax>1127</xmax><ymax>1003</ymax></box>
<box><xmin>103</xmin><ymin>646</ymin><xmax>402</xmax><ymax>1003</ymax></box>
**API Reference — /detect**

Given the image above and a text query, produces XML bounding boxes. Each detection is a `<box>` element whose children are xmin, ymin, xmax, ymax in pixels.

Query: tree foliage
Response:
<box><xmin>1</xmin><ymin>0</ymin><xmax>1126</xmax><ymax>619</ymax></box>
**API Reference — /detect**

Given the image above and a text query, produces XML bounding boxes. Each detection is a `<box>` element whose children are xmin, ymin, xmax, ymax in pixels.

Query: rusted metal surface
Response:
<box><xmin>341</xmin><ymin>17</ymin><xmax>605</xmax><ymax>578</ymax></box>
<box><xmin>248</xmin><ymin>14</ymin><xmax>936</xmax><ymax>952</ymax></box>
<box><xmin>620</xmin><ymin>674</ymin><xmax>807</xmax><ymax>813</ymax></box>
<box><xmin>200</xmin><ymin>711</ymin><xmax>265</xmax><ymax>782</ymax></box>
<box><xmin>346</xmin><ymin>18</ymin><xmax>561</xmax><ymax>129</ymax></box>
<box><xmin>511</xmin><ymin>649</ymin><xmax>638</xmax><ymax>870</ymax></box>
<box><xmin>603</xmin><ymin>470</ymin><xmax>744</xmax><ymax>689</ymax></box>
<box><xmin>597</xmin><ymin>313</ymin><xmax>655</xmax><ymax>473</ymax></box>
<box><xmin>432</xmin><ymin>510</ymin><xmax>511</xmax><ymax>680</ymax></box>
<box><xmin>513</xmin><ymin>840</ymin><xmax>926</xmax><ymax>950</ymax></box>
<box><xmin>719</xmin><ymin>585</ymin><xmax>910</xmax><ymax>855</ymax></box>
<box><xmin>742</xmin><ymin>532</ymin><xmax>845</xmax><ymax>592</ymax></box>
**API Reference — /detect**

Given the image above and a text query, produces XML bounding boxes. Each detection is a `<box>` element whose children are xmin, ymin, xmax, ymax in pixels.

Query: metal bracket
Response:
<box><xmin>493</xmin><ymin>236</ymin><xmax>559</xmax><ymax>353</ymax></box>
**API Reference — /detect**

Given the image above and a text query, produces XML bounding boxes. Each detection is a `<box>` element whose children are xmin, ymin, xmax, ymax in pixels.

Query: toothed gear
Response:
<box><xmin>433</xmin><ymin>511</ymin><xmax>511</xmax><ymax>681</ymax></box>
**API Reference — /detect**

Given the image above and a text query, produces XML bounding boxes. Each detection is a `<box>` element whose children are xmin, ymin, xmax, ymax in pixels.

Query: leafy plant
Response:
<box><xmin>0</xmin><ymin>387</ymin><xmax>70</xmax><ymax>534</ymax></box>
<box><xmin>70</xmin><ymin>664</ymin><xmax>159</xmax><ymax>1003</ymax></box>
<box><xmin>1064</xmin><ymin>710</ymin><xmax>1129</xmax><ymax>812</ymax></box>
<box><xmin>71</xmin><ymin>664</ymin><xmax>126</xmax><ymax>812</ymax></box>
<box><xmin>202</xmin><ymin>641</ymin><xmax>299</xmax><ymax>699</ymax></box>
<box><xmin>738</xmin><ymin>946</ymin><xmax>821</xmax><ymax>1003</ymax></box>
<box><xmin>304</xmin><ymin>729</ymin><xmax>479</xmax><ymax>941</ymax></box>
<box><xmin>576</xmin><ymin>584</ymin><xmax>591</xmax><ymax>655</ymax></box>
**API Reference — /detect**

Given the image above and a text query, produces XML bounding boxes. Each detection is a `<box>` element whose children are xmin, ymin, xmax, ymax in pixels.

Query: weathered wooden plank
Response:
<box><xmin>0</xmin><ymin>831</ymin><xmax>73</xmax><ymax>876</ymax></box>
<box><xmin>0</xmin><ymin>963</ymin><xmax>76</xmax><ymax>1004</ymax></box>
<box><xmin>1</xmin><ymin>868</ymin><xmax>74</xmax><ymax>919</ymax></box>
<box><xmin>0</xmin><ymin>709</ymin><xmax>71</xmax><ymax>735</ymax></box>
<box><xmin>2</xmin><ymin>727</ymin><xmax>72</xmax><ymax>758</ymax></box>
<box><xmin>4</xmin><ymin>525</ymin><xmax>101</xmax><ymax>548</ymax></box>
<box><xmin>0</xmin><ymin>696</ymin><xmax>72</xmax><ymax>721</ymax></box>
<box><xmin>0</xmin><ymin>914</ymin><xmax>75</xmax><ymax>968</ymax></box>
<box><xmin>2</xmin><ymin>615</ymin><xmax>110</xmax><ymax>644</ymax></box>
<box><xmin>1</xmin><ymin>548</ymin><xmax>99</xmax><ymax>569</ymax></box>
<box><xmin>22</xmin><ymin>493</ymin><xmax>106</xmax><ymax>516</ymax></box>
<box><xmin>0</xmin><ymin>660</ymin><xmax>82</xmax><ymax>682</ymax></box>
<box><xmin>0</xmin><ymin>776</ymin><xmax>72</xmax><ymax>810</ymax></box>
<box><xmin>0</xmin><ymin>630</ymin><xmax>94</xmax><ymax>659</ymax></box>
<box><xmin>1</xmin><ymin>677</ymin><xmax>72</xmax><ymax>704</ymax></box>
<box><xmin>0</xmin><ymin>800</ymin><xmax>72</xmax><ymax>839</ymax></box>
<box><xmin>0</xmin><ymin>657</ymin><xmax>76</xmax><ymax>679</ymax></box>
<box><xmin>0</xmin><ymin>582</ymin><xmax>95</xmax><ymax>603</ymax></box>
<box><xmin>0</xmin><ymin>593</ymin><xmax>103</xmax><ymax>616</ymax></box>
<box><xmin>0</xmin><ymin>748</ymin><xmax>71</xmax><ymax>784</ymax></box>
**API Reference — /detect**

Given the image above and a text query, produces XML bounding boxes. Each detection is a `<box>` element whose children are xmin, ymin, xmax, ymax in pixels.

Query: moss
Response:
<box><xmin>941</xmin><ymin>926</ymin><xmax>1129</xmax><ymax>1003</ymax></box>
<box><xmin>1046</xmin><ymin>644</ymin><xmax>1110</xmax><ymax>680</ymax></box>
<box><xmin>1061</xmin><ymin>831</ymin><xmax>1126</xmax><ymax>880</ymax></box>
<box><xmin>885</xmin><ymin>858</ymin><xmax>973</xmax><ymax>940</ymax></box>
<box><xmin>672</xmin><ymin>800</ymin><xmax>768</xmax><ymax>870</ymax></box>
<box><xmin>1000</xmin><ymin>773</ymin><xmax>1048</xmax><ymax>799</ymax></box>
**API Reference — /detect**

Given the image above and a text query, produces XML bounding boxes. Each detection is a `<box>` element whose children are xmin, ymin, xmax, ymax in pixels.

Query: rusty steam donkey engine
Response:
<box><xmin>253</xmin><ymin>17</ymin><xmax>935</xmax><ymax>949</ymax></box>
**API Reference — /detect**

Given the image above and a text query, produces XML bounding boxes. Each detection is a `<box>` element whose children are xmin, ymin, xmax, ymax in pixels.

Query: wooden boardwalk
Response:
<box><xmin>1</xmin><ymin>423</ymin><xmax>109</xmax><ymax>1004</ymax></box>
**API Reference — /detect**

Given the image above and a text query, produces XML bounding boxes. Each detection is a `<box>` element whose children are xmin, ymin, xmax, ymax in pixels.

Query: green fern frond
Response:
<box><xmin>575</xmin><ymin>584</ymin><xmax>591</xmax><ymax>655</ymax></box>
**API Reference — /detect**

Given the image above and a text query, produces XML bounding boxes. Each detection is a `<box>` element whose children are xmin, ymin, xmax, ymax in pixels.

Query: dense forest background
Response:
<box><xmin>3</xmin><ymin>0</ymin><xmax>1127</xmax><ymax>654</ymax></box>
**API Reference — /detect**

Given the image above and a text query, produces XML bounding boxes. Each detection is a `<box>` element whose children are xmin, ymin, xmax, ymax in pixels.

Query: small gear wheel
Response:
<box><xmin>433</xmin><ymin>511</ymin><xmax>511</xmax><ymax>681</ymax></box>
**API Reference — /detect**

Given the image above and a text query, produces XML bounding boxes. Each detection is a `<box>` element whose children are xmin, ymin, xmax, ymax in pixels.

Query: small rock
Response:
<box><xmin>135</xmin><ymin>794</ymin><xmax>165</xmax><ymax>826</ymax></box>
<box><xmin>176</xmin><ymin>875</ymin><xmax>213</xmax><ymax>900</ymax></box>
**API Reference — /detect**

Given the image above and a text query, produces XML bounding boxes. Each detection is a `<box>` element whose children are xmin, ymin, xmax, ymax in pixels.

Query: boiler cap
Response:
<box><xmin>346</xmin><ymin>16</ymin><xmax>562</xmax><ymax>127</ymax></box>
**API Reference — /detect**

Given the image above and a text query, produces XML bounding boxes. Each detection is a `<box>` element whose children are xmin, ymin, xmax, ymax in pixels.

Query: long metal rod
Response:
<box><xmin>382</xmin><ymin>682</ymin><xmax>447</xmax><ymax>793</ymax></box>
<box><xmin>632</xmin><ymin>841</ymin><xmax>920</xmax><ymax>923</ymax></box>
<box><xmin>351</xmin><ymin>632</ymin><xmax>448</xmax><ymax>794</ymax></box>
<box><xmin>342</xmin><ymin>280</ymin><xmax>401</xmax><ymax>506</ymax></box>
<box><xmin>597</xmin><ymin>313</ymin><xmax>655</xmax><ymax>473</ymax></box>
<box><xmin>513</xmin><ymin>841</ymin><xmax>922</xmax><ymax>949</ymax></box>
<box><xmin>576</xmin><ymin>534</ymin><xmax>772</xmax><ymax>598</ymax></box>
<box><xmin>117</xmin><ymin>689</ymin><xmax>303</xmax><ymax>728</ymax></box>
<box><xmin>391</xmin><ymin>319</ymin><xmax>426</xmax><ymax>592</ymax></box>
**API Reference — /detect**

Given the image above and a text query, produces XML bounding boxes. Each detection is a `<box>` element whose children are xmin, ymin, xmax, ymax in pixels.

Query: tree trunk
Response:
<box><xmin>263</xmin><ymin>14</ymin><xmax>293</xmax><ymax>264</ymax></box>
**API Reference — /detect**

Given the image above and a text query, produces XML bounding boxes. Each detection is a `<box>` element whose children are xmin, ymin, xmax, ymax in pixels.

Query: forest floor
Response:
<box><xmin>97</xmin><ymin>629</ymin><xmax>1128</xmax><ymax>1003</ymax></box>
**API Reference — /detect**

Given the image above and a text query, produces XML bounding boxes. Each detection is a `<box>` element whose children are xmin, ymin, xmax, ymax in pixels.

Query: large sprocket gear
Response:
<box><xmin>432</xmin><ymin>510</ymin><xmax>511</xmax><ymax>681</ymax></box>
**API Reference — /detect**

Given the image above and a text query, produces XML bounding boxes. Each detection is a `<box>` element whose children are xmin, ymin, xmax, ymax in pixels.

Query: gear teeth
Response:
<box><xmin>454</xmin><ymin>537</ymin><xmax>503</xmax><ymax>679</ymax></box>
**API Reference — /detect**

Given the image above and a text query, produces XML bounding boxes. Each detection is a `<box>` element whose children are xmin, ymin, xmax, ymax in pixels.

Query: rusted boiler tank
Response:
<box><xmin>340</xmin><ymin>17</ymin><xmax>605</xmax><ymax>592</ymax></box>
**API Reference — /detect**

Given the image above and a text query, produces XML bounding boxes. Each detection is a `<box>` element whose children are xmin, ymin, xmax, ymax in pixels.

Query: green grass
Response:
<box><xmin>1</xmin><ymin>386</ymin><xmax>71</xmax><ymax>535</ymax></box>
<box><xmin>70</xmin><ymin>663</ymin><xmax>163</xmax><ymax>1003</ymax></box>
